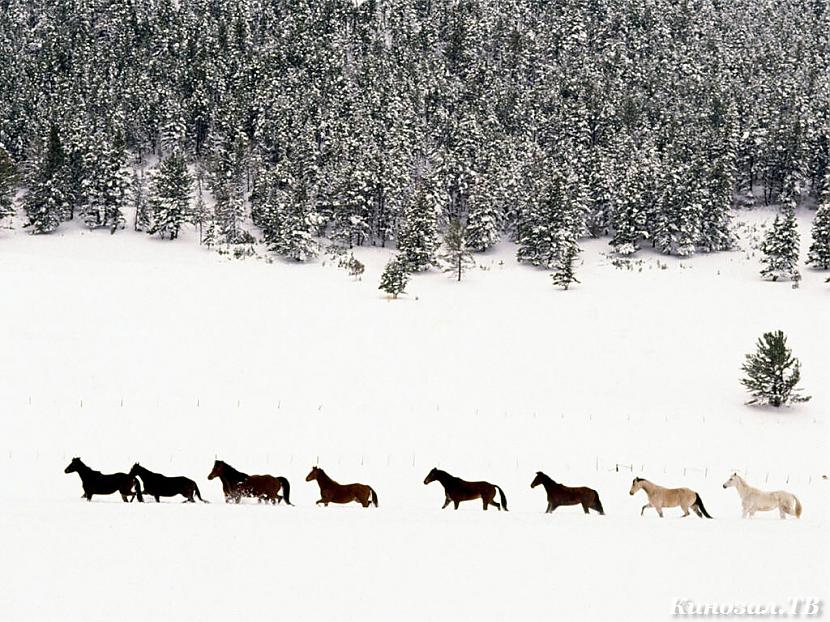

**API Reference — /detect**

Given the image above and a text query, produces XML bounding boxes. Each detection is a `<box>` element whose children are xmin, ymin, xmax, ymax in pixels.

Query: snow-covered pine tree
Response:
<box><xmin>759</xmin><ymin>210</ymin><xmax>800</xmax><ymax>282</ymax></box>
<box><xmin>551</xmin><ymin>228</ymin><xmax>581</xmax><ymax>290</ymax></box>
<box><xmin>438</xmin><ymin>219</ymin><xmax>476</xmax><ymax>282</ymax></box>
<box><xmin>24</xmin><ymin>125</ymin><xmax>70</xmax><ymax>234</ymax></box>
<box><xmin>397</xmin><ymin>187</ymin><xmax>439</xmax><ymax>272</ymax></box>
<box><xmin>379</xmin><ymin>256</ymin><xmax>408</xmax><ymax>298</ymax></box>
<box><xmin>147</xmin><ymin>150</ymin><xmax>192</xmax><ymax>240</ymax></box>
<box><xmin>806</xmin><ymin>171</ymin><xmax>830</xmax><ymax>269</ymax></box>
<box><xmin>132</xmin><ymin>168</ymin><xmax>151</xmax><ymax>232</ymax></box>
<box><xmin>80</xmin><ymin>135</ymin><xmax>129</xmax><ymax>233</ymax></box>
<box><xmin>0</xmin><ymin>144</ymin><xmax>16</xmax><ymax>223</ymax></box>
<box><xmin>741</xmin><ymin>330</ymin><xmax>810</xmax><ymax>407</ymax></box>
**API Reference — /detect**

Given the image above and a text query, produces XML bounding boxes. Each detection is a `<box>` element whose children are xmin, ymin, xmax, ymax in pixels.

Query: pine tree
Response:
<box><xmin>741</xmin><ymin>330</ymin><xmax>810</xmax><ymax>407</ymax></box>
<box><xmin>759</xmin><ymin>210</ymin><xmax>800</xmax><ymax>281</ymax></box>
<box><xmin>24</xmin><ymin>125</ymin><xmax>70</xmax><ymax>234</ymax></box>
<box><xmin>397</xmin><ymin>188</ymin><xmax>439</xmax><ymax>272</ymax></box>
<box><xmin>806</xmin><ymin>172</ymin><xmax>830</xmax><ymax>269</ymax></box>
<box><xmin>147</xmin><ymin>151</ymin><xmax>192</xmax><ymax>240</ymax></box>
<box><xmin>379</xmin><ymin>257</ymin><xmax>409</xmax><ymax>299</ymax></box>
<box><xmin>0</xmin><ymin>144</ymin><xmax>16</xmax><ymax>223</ymax></box>
<box><xmin>551</xmin><ymin>231</ymin><xmax>581</xmax><ymax>290</ymax></box>
<box><xmin>80</xmin><ymin>136</ymin><xmax>129</xmax><ymax>233</ymax></box>
<box><xmin>132</xmin><ymin>168</ymin><xmax>151</xmax><ymax>232</ymax></box>
<box><xmin>438</xmin><ymin>219</ymin><xmax>476</xmax><ymax>282</ymax></box>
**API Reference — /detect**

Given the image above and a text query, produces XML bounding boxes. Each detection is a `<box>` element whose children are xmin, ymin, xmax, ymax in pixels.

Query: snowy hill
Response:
<box><xmin>0</xmin><ymin>210</ymin><xmax>827</xmax><ymax>621</ymax></box>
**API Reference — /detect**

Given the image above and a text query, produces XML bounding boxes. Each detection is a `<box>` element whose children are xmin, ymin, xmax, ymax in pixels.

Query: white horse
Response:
<box><xmin>629</xmin><ymin>477</ymin><xmax>712</xmax><ymax>518</ymax></box>
<box><xmin>722</xmin><ymin>473</ymin><xmax>802</xmax><ymax>519</ymax></box>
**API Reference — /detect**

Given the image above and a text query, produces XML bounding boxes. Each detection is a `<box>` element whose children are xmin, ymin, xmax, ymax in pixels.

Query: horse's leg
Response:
<box><xmin>779</xmin><ymin>507</ymin><xmax>787</xmax><ymax>519</ymax></box>
<box><xmin>546</xmin><ymin>501</ymin><xmax>553</xmax><ymax>513</ymax></box>
<box><xmin>441</xmin><ymin>496</ymin><xmax>451</xmax><ymax>509</ymax></box>
<box><xmin>155</xmin><ymin>495</ymin><xmax>160</xmax><ymax>503</ymax></box>
<box><xmin>680</xmin><ymin>504</ymin><xmax>690</xmax><ymax>517</ymax></box>
<box><xmin>656</xmin><ymin>506</ymin><xmax>664</xmax><ymax>518</ymax></box>
<box><xmin>453</xmin><ymin>500</ymin><xmax>460</xmax><ymax>510</ymax></box>
<box><xmin>692</xmin><ymin>506</ymin><xmax>702</xmax><ymax>518</ymax></box>
<box><xmin>121</xmin><ymin>493</ymin><xmax>130</xmax><ymax>502</ymax></box>
<box><xmin>640</xmin><ymin>504</ymin><xmax>650</xmax><ymax>516</ymax></box>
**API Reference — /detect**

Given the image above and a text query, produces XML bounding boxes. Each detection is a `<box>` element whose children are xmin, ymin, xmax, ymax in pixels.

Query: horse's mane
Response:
<box><xmin>218</xmin><ymin>461</ymin><xmax>249</xmax><ymax>482</ymax></box>
<box><xmin>314</xmin><ymin>468</ymin><xmax>337</xmax><ymax>485</ymax></box>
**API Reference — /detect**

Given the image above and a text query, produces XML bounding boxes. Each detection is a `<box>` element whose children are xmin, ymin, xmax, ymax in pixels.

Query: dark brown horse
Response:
<box><xmin>207</xmin><ymin>460</ymin><xmax>292</xmax><ymax>505</ymax></box>
<box><xmin>305</xmin><ymin>466</ymin><xmax>378</xmax><ymax>507</ymax></box>
<box><xmin>531</xmin><ymin>471</ymin><xmax>604</xmax><ymax>515</ymax></box>
<box><xmin>424</xmin><ymin>468</ymin><xmax>508</xmax><ymax>511</ymax></box>
<box><xmin>129</xmin><ymin>463</ymin><xmax>207</xmax><ymax>503</ymax></box>
<box><xmin>64</xmin><ymin>457</ymin><xmax>143</xmax><ymax>502</ymax></box>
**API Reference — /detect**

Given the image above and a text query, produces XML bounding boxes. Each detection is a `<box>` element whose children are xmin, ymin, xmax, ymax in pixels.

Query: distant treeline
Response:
<box><xmin>0</xmin><ymin>0</ymin><xmax>828</xmax><ymax>275</ymax></box>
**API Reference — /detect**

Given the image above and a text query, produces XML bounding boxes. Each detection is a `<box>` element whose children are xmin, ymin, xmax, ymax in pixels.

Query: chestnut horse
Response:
<box><xmin>207</xmin><ymin>460</ymin><xmax>292</xmax><ymax>505</ymax></box>
<box><xmin>129</xmin><ymin>463</ymin><xmax>207</xmax><ymax>503</ymax></box>
<box><xmin>305</xmin><ymin>466</ymin><xmax>378</xmax><ymax>507</ymax></box>
<box><xmin>64</xmin><ymin>457</ymin><xmax>143</xmax><ymax>502</ymax></box>
<box><xmin>531</xmin><ymin>471</ymin><xmax>604</xmax><ymax>514</ymax></box>
<box><xmin>423</xmin><ymin>468</ymin><xmax>508</xmax><ymax>511</ymax></box>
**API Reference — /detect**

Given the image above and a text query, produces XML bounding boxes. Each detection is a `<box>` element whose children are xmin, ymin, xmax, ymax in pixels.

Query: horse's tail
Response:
<box><xmin>694</xmin><ymin>493</ymin><xmax>712</xmax><ymax>519</ymax></box>
<box><xmin>133</xmin><ymin>477</ymin><xmax>144</xmax><ymax>503</ymax></box>
<box><xmin>194</xmin><ymin>483</ymin><xmax>208</xmax><ymax>503</ymax></box>
<box><xmin>794</xmin><ymin>495</ymin><xmax>802</xmax><ymax>518</ymax></box>
<box><xmin>369</xmin><ymin>486</ymin><xmax>378</xmax><ymax>507</ymax></box>
<box><xmin>593</xmin><ymin>493</ymin><xmax>605</xmax><ymax>515</ymax></box>
<box><xmin>278</xmin><ymin>477</ymin><xmax>292</xmax><ymax>506</ymax></box>
<box><xmin>496</xmin><ymin>485</ymin><xmax>508</xmax><ymax>512</ymax></box>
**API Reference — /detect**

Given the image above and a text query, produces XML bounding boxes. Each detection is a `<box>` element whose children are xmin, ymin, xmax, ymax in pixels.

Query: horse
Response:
<box><xmin>64</xmin><ymin>457</ymin><xmax>143</xmax><ymax>502</ymax></box>
<box><xmin>629</xmin><ymin>477</ymin><xmax>711</xmax><ymax>518</ymax></box>
<box><xmin>423</xmin><ymin>468</ymin><xmax>508</xmax><ymax>511</ymax></box>
<box><xmin>207</xmin><ymin>460</ymin><xmax>292</xmax><ymax>505</ymax></box>
<box><xmin>305</xmin><ymin>466</ymin><xmax>378</xmax><ymax>507</ymax></box>
<box><xmin>129</xmin><ymin>463</ymin><xmax>207</xmax><ymax>503</ymax></box>
<box><xmin>723</xmin><ymin>473</ymin><xmax>801</xmax><ymax>519</ymax></box>
<box><xmin>531</xmin><ymin>471</ymin><xmax>604</xmax><ymax>515</ymax></box>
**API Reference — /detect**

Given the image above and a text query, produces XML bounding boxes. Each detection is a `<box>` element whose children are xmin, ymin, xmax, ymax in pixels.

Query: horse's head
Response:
<box><xmin>129</xmin><ymin>463</ymin><xmax>140</xmax><ymax>477</ymax></box>
<box><xmin>64</xmin><ymin>457</ymin><xmax>82</xmax><ymax>474</ymax></box>
<box><xmin>629</xmin><ymin>477</ymin><xmax>644</xmax><ymax>495</ymax></box>
<box><xmin>531</xmin><ymin>471</ymin><xmax>545</xmax><ymax>488</ymax></box>
<box><xmin>306</xmin><ymin>466</ymin><xmax>320</xmax><ymax>482</ymax></box>
<box><xmin>208</xmin><ymin>460</ymin><xmax>224</xmax><ymax>480</ymax></box>
<box><xmin>424</xmin><ymin>468</ymin><xmax>441</xmax><ymax>485</ymax></box>
<box><xmin>723</xmin><ymin>473</ymin><xmax>739</xmax><ymax>489</ymax></box>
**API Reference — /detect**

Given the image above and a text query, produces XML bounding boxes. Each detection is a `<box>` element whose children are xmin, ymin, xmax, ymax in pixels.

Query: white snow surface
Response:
<box><xmin>0</xmin><ymin>210</ymin><xmax>827</xmax><ymax>621</ymax></box>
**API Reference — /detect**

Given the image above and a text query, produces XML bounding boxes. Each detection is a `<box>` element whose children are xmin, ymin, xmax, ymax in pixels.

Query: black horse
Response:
<box><xmin>64</xmin><ymin>457</ymin><xmax>143</xmax><ymax>502</ymax></box>
<box><xmin>424</xmin><ymin>468</ymin><xmax>508</xmax><ymax>511</ymax></box>
<box><xmin>129</xmin><ymin>463</ymin><xmax>207</xmax><ymax>503</ymax></box>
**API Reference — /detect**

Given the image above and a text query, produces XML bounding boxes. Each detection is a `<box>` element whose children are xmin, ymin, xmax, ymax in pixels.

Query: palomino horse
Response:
<box><xmin>629</xmin><ymin>477</ymin><xmax>711</xmax><ymax>518</ymax></box>
<box><xmin>207</xmin><ymin>460</ymin><xmax>292</xmax><ymax>505</ymax></box>
<box><xmin>723</xmin><ymin>473</ymin><xmax>801</xmax><ymax>519</ymax></box>
<box><xmin>531</xmin><ymin>471</ymin><xmax>604</xmax><ymax>515</ymax></box>
<box><xmin>424</xmin><ymin>468</ymin><xmax>508</xmax><ymax>511</ymax></box>
<box><xmin>64</xmin><ymin>457</ymin><xmax>143</xmax><ymax>502</ymax></box>
<box><xmin>129</xmin><ymin>463</ymin><xmax>207</xmax><ymax>503</ymax></box>
<box><xmin>305</xmin><ymin>466</ymin><xmax>378</xmax><ymax>507</ymax></box>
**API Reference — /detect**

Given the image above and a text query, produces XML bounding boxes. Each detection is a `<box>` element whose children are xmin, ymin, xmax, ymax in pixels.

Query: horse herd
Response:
<box><xmin>63</xmin><ymin>458</ymin><xmax>804</xmax><ymax>519</ymax></box>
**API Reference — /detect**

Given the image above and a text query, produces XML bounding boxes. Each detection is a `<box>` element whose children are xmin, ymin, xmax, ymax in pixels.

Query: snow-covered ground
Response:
<box><xmin>0</xmin><ymin>210</ymin><xmax>827</xmax><ymax>621</ymax></box>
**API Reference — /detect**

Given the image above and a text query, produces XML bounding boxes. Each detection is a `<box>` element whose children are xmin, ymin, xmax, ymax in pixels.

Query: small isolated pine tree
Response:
<box><xmin>741</xmin><ymin>330</ymin><xmax>810</xmax><ymax>407</ymax></box>
<box><xmin>551</xmin><ymin>232</ymin><xmax>581</xmax><ymax>290</ymax></box>
<box><xmin>759</xmin><ymin>210</ymin><xmax>800</xmax><ymax>281</ymax></box>
<box><xmin>806</xmin><ymin>172</ymin><xmax>830</xmax><ymax>269</ymax></box>
<box><xmin>132</xmin><ymin>168</ymin><xmax>151</xmax><ymax>232</ymax></box>
<box><xmin>438</xmin><ymin>219</ymin><xmax>475</xmax><ymax>282</ymax></box>
<box><xmin>379</xmin><ymin>257</ymin><xmax>408</xmax><ymax>298</ymax></box>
